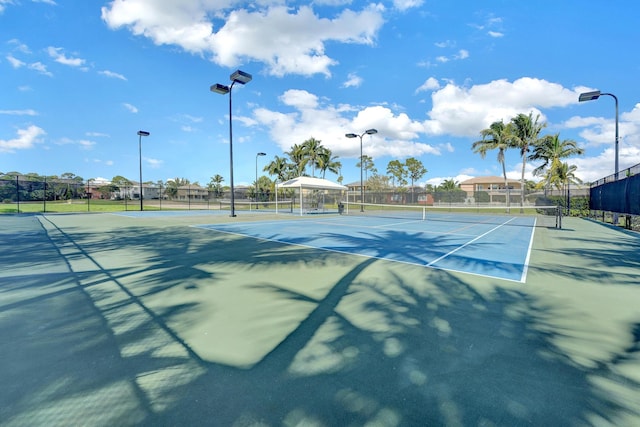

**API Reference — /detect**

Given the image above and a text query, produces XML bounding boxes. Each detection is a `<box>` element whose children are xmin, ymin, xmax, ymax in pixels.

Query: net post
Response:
<box><xmin>422</xmin><ymin>206</ymin><xmax>426</xmax><ymax>221</ymax></box>
<box><xmin>556</xmin><ymin>205</ymin><xmax>562</xmax><ymax>229</ymax></box>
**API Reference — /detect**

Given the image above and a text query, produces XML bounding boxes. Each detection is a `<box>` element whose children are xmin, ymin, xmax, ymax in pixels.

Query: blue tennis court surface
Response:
<box><xmin>195</xmin><ymin>214</ymin><xmax>538</xmax><ymax>282</ymax></box>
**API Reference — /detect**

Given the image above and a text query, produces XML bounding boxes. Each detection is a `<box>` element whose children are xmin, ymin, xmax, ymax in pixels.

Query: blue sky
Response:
<box><xmin>1</xmin><ymin>0</ymin><xmax>639</xmax><ymax>187</ymax></box>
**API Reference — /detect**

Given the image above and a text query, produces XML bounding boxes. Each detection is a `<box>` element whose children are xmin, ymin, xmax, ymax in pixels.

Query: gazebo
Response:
<box><xmin>276</xmin><ymin>176</ymin><xmax>347</xmax><ymax>215</ymax></box>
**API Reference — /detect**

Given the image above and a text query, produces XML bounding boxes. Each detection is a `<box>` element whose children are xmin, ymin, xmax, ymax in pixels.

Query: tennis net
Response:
<box><xmin>339</xmin><ymin>201</ymin><xmax>562</xmax><ymax>228</ymax></box>
<box><xmin>219</xmin><ymin>200</ymin><xmax>294</xmax><ymax>213</ymax></box>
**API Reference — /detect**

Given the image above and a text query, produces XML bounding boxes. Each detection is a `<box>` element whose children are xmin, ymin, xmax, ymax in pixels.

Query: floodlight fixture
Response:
<box><xmin>210</xmin><ymin>83</ymin><xmax>230</xmax><ymax>95</ymax></box>
<box><xmin>211</xmin><ymin>69</ymin><xmax>252</xmax><ymax>217</ymax></box>
<box><xmin>578</xmin><ymin>90</ymin><xmax>619</xmax><ymax>179</ymax></box>
<box><xmin>345</xmin><ymin>128</ymin><xmax>379</xmax><ymax>211</ymax></box>
<box><xmin>231</xmin><ymin>69</ymin><xmax>252</xmax><ymax>85</ymax></box>
<box><xmin>578</xmin><ymin>91</ymin><xmax>602</xmax><ymax>102</ymax></box>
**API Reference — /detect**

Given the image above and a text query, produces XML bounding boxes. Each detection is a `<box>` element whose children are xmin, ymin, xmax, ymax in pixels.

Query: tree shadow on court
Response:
<box><xmin>528</xmin><ymin>224</ymin><xmax>640</xmax><ymax>285</ymax></box>
<box><xmin>3</xmin><ymin>216</ymin><xmax>640</xmax><ymax>425</ymax></box>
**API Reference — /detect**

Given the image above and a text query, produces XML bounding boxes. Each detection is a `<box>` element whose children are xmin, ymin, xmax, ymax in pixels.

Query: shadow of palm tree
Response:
<box><xmin>2</xmin><ymin>214</ymin><xmax>640</xmax><ymax>426</ymax></box>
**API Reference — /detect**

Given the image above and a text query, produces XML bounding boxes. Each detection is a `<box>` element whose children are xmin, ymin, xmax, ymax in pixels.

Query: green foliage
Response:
<box><xmin>474</xmin><ymin>191</ymin><xmax>490</xmax><ymax>203</ymax></box>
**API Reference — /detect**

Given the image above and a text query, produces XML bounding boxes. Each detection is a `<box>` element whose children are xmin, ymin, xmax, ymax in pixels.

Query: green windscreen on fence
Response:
<box><xmin>590</xmin><ymin>169</ymin><xmax>640</xmax><ymax>215</ymax></box>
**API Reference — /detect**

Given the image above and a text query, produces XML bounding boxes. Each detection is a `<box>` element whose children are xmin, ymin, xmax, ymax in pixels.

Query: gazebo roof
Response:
<box><xmin>278</xmin><ymin>176</ymin><xmax>347</xmax><ymax>190</ymax></box>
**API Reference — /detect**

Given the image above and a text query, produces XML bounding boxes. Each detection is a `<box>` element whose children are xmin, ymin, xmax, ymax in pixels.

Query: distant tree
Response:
<box><xmin>386</xmin><ymin>160</ymin><xmax>407</xmax><ymax>188</ymax></box>
<box><xmin>510</xmin><ymin>112</ymin><xmax>545</xmax><ymax>210</ymax></box>
<box><xmin>111</xmin><ymin>175</ymin><xmax>132</xmax><ymax>189</ymax></box>
<box><xmin>473</xmin><ymin>119</ymin><xmax>513</xmax><ymax>209</ymax></box>
<box><xmin>356</xmin><ymin>155</ymin><xmax>377</xmax><ymax>181</ymax></box>
<box><xmin>300</xmin><ymin>137</ymin><xmax>323</xmax><ymax>177</ymax></box>
<box><xmin>98</xmin><ymin>184</ymin><xmax>118</xmax><ymax>199</ymax></box>
<box><xmin>208</xmin><ymin>174</ymin><xmax>225</xmax><ymax>197</ymax></box>
<box><xmin>165</xmin><ymin>177</ymin><xmax>189</xmax><ymax>199</ymax></box>
<box><xmin>317</xmin><ymin>147</ymin><xmax>342</xmax><ymax>179</ymax></box>
<box><xmin>530</xmin><ymin>133</ymin><xmax>584</xmax><ymax>193</ymax></box>
<box><xmin>438</xmin><ymin>179</ymin><xmax>459</xmax><ymax>191</ymax></box>
<box><xmin>286</xmin><ymin>143</ymin><xmax>307</xmax><ymax>176</ymax></box>
<box><xmin>366</xmin><ymin>173</ymin><xmax>390</xmax><ymax>190</ymax></box>
<box><xmin>264</xmin><ymin>155</ymin><xmax>296</xmax><ymax>182</ymax></box>
<box><xmin>405</xmin><ymin>157</ymin><xmax>427</xmax><ymax>202</ymax></box>
<box><xmin>435</xmin><ymin>179</ymin><xmax>466</xmax><ymax>203</ymax></box>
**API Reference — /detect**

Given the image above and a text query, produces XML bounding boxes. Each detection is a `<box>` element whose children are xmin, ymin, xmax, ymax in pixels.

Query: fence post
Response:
<box><xmin>16</xmin><ymin>175</ymin><xmax>20</xmax><ymax>213</ymax></box>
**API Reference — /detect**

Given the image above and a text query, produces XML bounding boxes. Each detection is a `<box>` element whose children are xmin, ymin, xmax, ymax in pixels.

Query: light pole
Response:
<box><xmin>211</xmin><ymin>69</ymin><xmax>252</xmax><ymax>217</ymax></box>
<box><xmin>579</xmin><ymin>90</ymin><xmax>619</xmax><ymax>179</ymax></box>
<box><xmin>345</xmin><ymin>128</ymin><xmax>378</xmax><ymax>211</ymax></box>
<box><xmin>255</xmin><ymin>152</ymin><xmax>266</xmax><ymax>207</ymax></box>
<box><xmin>137</xmin><ymin>130</ymin><xmax>150</xmax><ymax>211</ymax></box>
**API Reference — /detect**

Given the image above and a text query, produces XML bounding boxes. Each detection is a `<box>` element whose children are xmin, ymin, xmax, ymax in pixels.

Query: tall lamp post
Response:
<box><xmin>345</xmin><ymin>128</ymin><xmax>378</xmax><ymax>211</ymax></box>
<box><xmin>255</xmin><ymin>152</ymin><xmax>266</xmax><ymax>207</ymax></box>
<box><xmin>211</xmin><ymin>69</ymin><xmax>252</xmax><ymax>217</ymax></box>
<box><xmin>137</xmin><ymin>130</ymin><xmax>150</xmax><ymax>211</ymax></box>
<box><xmin>578</xmin><ymin>90</ymin><xmax>619</xmax><ymax>179</ymax></box>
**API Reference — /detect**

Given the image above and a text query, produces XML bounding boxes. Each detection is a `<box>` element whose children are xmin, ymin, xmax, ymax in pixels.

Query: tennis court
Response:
<box><xmin>195</xmin><ymin>207</ymin><xmax>547</xmax><ymax>282</ymax></box>
<box><xmin>1</xmin><ymin>210</ymin><xmax>640</xmax><ymax>426</ymax></box>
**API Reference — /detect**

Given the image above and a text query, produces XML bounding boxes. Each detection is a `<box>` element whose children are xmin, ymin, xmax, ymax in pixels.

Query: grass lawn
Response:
<box><xmin>0</xmin><ymin>200</ymin><xmax>150</xmax><ymax>214</ymax></box>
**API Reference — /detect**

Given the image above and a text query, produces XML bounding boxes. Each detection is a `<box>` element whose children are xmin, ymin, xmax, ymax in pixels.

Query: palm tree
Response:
<box><xmin>548</xmin><ymin>162</ymin><xmax>582</xmax><ymax>214</ymax></box>
<box><xmin>510</xmin><ymin>112</ymin><xmax>545</xmax><ymax>211</ymax></box>
<box><xmin>439</xmin><ymin>178</ymin><xmax>459</xmax><ymax>191</ymax></box>
<box><xmin>300</xmin><ymin>137</ymin><xmax>323</xmax><ymax>177</ymax></box>
<box><xmin>530</xmin><ymin>133</ymin><xmax>584</xmax><ymax>193</ymax></box>
<box><xmin>317</xmin><ymin>148</ymin><xmax>342</xmax><ymax>179</ymax></box>
<box><xmin>473</xmin><ymin>120</ymin><xmax>513</xmax><ymax>208</ymax></box>
<box><xmin>264</xmin><ymin>155</ymin><xmax>291</xmax><ymax>182</ymax></box>
<box><xmin>208</xmin><ymin>174</ymin><xmax>225</xmax><ymax>198</ymax></box>
<box><xmin>286</xmin><ymin>143</ymin><xmax>307</xmax><ymax>176</ymax></box>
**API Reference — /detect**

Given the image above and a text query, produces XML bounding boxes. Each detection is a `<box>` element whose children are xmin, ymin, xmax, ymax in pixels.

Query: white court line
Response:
<box><xmin>519</xmin><ymin>217</ymin><xmax>537</xmax><ymax>283</ymax></box>
<box><xmin>426</xmin><ymin>216</ymin><xmax>518</xmax><ymax>267</ymax></box>
<box><xmin>193</xmin><ymin>223</ymin><xmax>525</xmax><ymax>283</ymax></box>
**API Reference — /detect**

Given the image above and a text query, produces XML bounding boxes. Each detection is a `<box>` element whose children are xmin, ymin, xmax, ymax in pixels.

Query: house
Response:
<box><xmin>459</xmin><ymin>176</ymin><xmax>522</xmax><ymax>203</ymax></box>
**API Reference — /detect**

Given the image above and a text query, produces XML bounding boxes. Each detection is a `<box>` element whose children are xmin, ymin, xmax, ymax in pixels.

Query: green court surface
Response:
<box><xmin>1</xmin><ymin>212</ymin><xmax>639</xmax><ymax>426</ymax></box>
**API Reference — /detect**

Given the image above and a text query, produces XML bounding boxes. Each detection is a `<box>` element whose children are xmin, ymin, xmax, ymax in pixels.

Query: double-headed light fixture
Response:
<box><xmin>137</xmin><ymin>130</ymin><xmax>150</xmax><ymax>211</ymax></box>
<box><xmin>345</xmin><ymin>128</ymin><xmax>378</xmax><ymax>211</ymax></box>
<box><xmin>578</xmin><ymin>90</ymin><xmax>619</xmax><ymax>179</ymax></box>
<box><xmin>211</xmin><ymin>70</ymin><xmax>252</xmax><ymax>217</ymax></box>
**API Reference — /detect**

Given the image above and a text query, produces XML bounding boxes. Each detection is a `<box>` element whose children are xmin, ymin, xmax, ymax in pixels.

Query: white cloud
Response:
<box><xmin>28</xmin><ymin>61</ymin><xmax>53</xmax><ymax>76</ymax></box>
<box><xmin>0</xmin><ymin>109</ymin><xmax>38</xmax><ymax>116</ymax></box>
<box><xmin>99</xmin><ymin>70</ymin><xmax>127</xmax><ymax>80</ymax></box>
<box><xmin>0</xmin><ymin>0</ymin><xmax>13</xmax><ymax>13</ymax></box>
<box><xmin>392</xmin><ymin>0</ymin><xmax>423</xmax><ymax>12</ymax></box>
<box><xmin>145</xmin><ymin>158</ymin><xmax>164</xmax><ymax>168</ymax></box>
<box><xmin>488</xmin><ymin>31</ymin><xmax>504</xmax><ymax>38</ymax></box>
<box><xmin>101</xmin><ymin>2</ymin><xmax>385</xmax><ymax>77</ymax></box>
<box><xmin>455</xmin><ymin>49</ymin><xmax>469</xmax><ymax>60</ymax></box>
<box><xmin>0</xmin><ymin>125</ymin><xmax>46</xmax><ymax>153</ymax></box>
<box><xmin>78</xmin><ymin>139</ymin><xmax>96</xmax><ymax>149</ymax></box>
<box><xmin>33</xmin><ymin>0</ymin><xmax>57</xmax><ymax>4</ymax></box>
<box><xmin>251</xmin><ymin>89</ymin><xmax>438</xmax><ymax>159</ymax></box>
<box><xmin>434</xmin><ymin>40</ymin><xmax>455</xmax><ymax>48</ymax></box>
<box><xmin>123</xmin><ymin>103</ymin><xmax>139</xmax><ymax>113</ymax></box>
<box><xmin>424</xmin><ymin>77</ymin><xmax>580</xmax><ymax>137</ymax></box>
<box><xmin>7</xmin><ymin>39</ymin><xmax>31</xmax><ymax>53</ymax></box>
<box><xmin>86</xmin><ymin>132</ymin><xmax>110</xmax><ymax>137</ymax></box>
<box><xmin>415</xmin><ymin>77</ymin><xmax>440</xmax><ymax>93</ymax></box>
<box><xmin>6</xmin><ymin>54</ymin><xmax>25</xmax><ymax>68</ymax></box>
<box><xmin>342</xmin><ymin>72</ymin><xmax>363</xmax><ymax>88</ymax></box>
<box><xmin>47</xmin><ymin>46</ymin><xmax>86</xmax><ymax>67</ymax></box>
